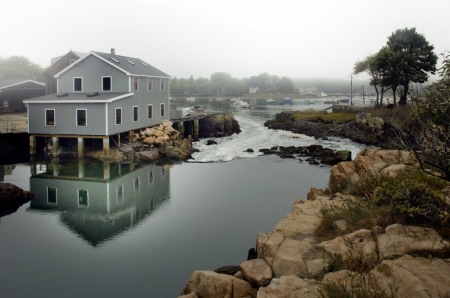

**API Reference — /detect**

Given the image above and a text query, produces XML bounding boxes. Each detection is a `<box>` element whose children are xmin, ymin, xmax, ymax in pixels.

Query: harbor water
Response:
<box><xmin>0</xmin><ymin>102</ymin><xmax>366</xmax><ymax>298</ymax></box>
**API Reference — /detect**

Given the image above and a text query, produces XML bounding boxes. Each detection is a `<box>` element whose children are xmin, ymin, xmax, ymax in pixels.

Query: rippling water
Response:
<box><xmin>0</xmin><ymin>102</ymin><xmax>368</xmax><ymax>298</ymax></box>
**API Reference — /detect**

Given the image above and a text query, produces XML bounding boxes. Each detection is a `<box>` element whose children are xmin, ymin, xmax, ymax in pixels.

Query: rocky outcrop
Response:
<box><xmin>259</xmin><ymin>145</ymin><xmax>351</xmax><ymax>166</ymax></box>
<box><xmin>0</xmin><ymin>182</ymin><xmax>37</xmax><ymax>217</ymax></box>
<box><xmin>330</xmin><ymin>148</ymin><xmax>419</xmax><ymax>188</ymax></box>
<box><xmin>198</xmin><ymin>114</ymin><xmax>241</xmax><ymax>138</ymax></box>
<box><xmin>370</xmin><ymin>255</ymin><xmax>450</xmax><ymax>297</ymax></box>
<box><xmin>239</xmin><ymin>259</ymin><xmax>272</xmax><ymax>287</ymax></box>
<box><xmin>180</xmin><ymin>270</ymin><xmax>256</xmax><ymax>298</ymax></box>
<box><xmin>180</xmin><ymin>149</ymin><xmax>450</xmax><ymax>298</ymax></box>
<box><xmin>257</xmin><ymin>276</ymin><xmax>320</xmax><ymax>298</ymax></box>
<box><xmin>264</xmin><ymin>110</ymin><xmax>399</xmax><ymax>148</ymax></box>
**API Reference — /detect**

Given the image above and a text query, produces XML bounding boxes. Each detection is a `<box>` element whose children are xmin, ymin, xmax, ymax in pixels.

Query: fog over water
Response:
<box><xmin>1</xmin><ymin>0</ymin><xmax>449</xmax><ymax>80</ymax></box>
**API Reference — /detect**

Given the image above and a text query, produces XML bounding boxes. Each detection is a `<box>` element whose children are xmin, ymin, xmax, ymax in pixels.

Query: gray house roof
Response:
<box><xmin>0</xmin><ymin>79</ymin><xmax>45</xmax><ymax>90</ymax></box>
<box><xmin>23</xmin><ymin>92</ymin><xmax>133</xmax><ymax>104</ymax></box>
<box><xmin>50</xmin><ymin>51</ymin><xmax>87</xmax><ymax>66</ymax></box>
<box><xmin>54</xmin><ymin>51</ymin><xmax>171</xmax><ymax>79</ymax></box>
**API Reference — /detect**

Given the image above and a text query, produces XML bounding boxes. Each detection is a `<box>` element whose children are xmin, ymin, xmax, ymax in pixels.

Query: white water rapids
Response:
<box><xmin>189</xmin><ymin>105</ymin><xmax>368</xmax><ymax>163</ymax></box>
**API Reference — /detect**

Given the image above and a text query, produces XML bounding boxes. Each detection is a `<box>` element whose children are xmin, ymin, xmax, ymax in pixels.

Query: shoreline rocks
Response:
<box><xmin>264</xmin><ymin>110</ymin><xmax>399</xmax><ymax>148</ymax></box>
<box><xmin>259</xmin><ymin>145</ymin><xmax>351</xmax><ymax>165</ymax></box>
<box><xmin>0</xmin><ymin>182</ymin><xmax>36</xmax><ymax>217</ymax></box>
<box><xmin>179</xmin><ymin>149</ymin><xmax>450</xmax><ymax>298</ymax></box>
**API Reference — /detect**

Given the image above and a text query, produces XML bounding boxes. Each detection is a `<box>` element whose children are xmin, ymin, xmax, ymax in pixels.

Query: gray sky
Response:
<box><xmin>1</xmin><ymin>0</ymin><xmax>449</xmax><ymax>80</ymax></box>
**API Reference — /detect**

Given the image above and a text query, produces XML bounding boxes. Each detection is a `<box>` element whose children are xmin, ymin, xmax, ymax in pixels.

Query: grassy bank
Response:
<box><xmin>290</xmin><ymin>112</ymin><xmax>356</xmax><ymax>124</ymax></box>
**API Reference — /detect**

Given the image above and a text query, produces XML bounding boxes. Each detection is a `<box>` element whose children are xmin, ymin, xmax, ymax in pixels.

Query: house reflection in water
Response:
<box><xmin>28</xmin><ymin>159</ymin><xmax>171</xmax><ymax>247</ymax></box>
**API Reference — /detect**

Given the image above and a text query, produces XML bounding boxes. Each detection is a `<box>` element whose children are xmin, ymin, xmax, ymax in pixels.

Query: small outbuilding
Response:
<box><xmin>0</xmin><ymin>79</ymin><xmax>46</xmax><ymax>112</ymax></box>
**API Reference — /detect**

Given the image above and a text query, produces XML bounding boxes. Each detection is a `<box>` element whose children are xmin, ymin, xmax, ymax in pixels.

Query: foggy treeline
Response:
<box><xmin>292</xmin><ymin>77</ymin><xmax>370</xmax><ymax>94</ymax></box>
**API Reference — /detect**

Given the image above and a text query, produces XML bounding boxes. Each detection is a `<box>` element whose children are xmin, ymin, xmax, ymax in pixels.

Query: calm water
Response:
<box><xmin>0</xmin><ymin>102</ymin><xmax>366</xmax><ymax>298</ymax></box>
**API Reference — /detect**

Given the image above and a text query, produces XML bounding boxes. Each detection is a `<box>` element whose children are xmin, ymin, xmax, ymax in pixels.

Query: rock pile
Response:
<box><xmin>259</xmin><ymin>145</ymin><xmax>351</xmax><ymax>165</ymax></box>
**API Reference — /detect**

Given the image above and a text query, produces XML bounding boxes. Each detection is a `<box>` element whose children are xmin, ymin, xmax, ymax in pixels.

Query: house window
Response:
<box><xmin>102</xmin><ymin>76</ymin><xmax>112</xmax><ymax>91</ymax></box>
<box><xmin>117</xmin><ymin>185</ymin><xmax>123</xmax><ymax>203</ymax></box>
<box><xmin>148</xmin><ymin>171</ymin><xmax>153</xmax><ymax>184</ymax></box>
<box><xmin>77</xmin><ymin>110</ymin><xmax>86</xmax><ymax>126</ymax></box>
<box><xmin>148</xmin><ymin>105</ymin><xmax>153</xmax><ymax>119</ymax></box>
<box><xmin>78</xmin><ymin>190</ymin><xmax>88</xmax><ymax>206</ymax></box>
<box><xmin>46</xmin><ymin>109</ymin><xmax>55</xmax><ymax>126</ymax></box>
<box><xmin>134</xmin><ymin>177</ymin><xmax>140</xmax><ymax>190</ymax></box>
<box><xmin>133</xmin><ymin>106</ymin><xmax>139</xmax><ymax>122</ymax></box>
<box><xmin>160</xmin><ymin>78</ymin><xmax>165</xmax><ymax>90</ymax></box>
<box><xmin>74</xmin><ymin>77</ymin><xmax>82</xmax><ymax>92</ymax></box>
<box><xmin>47</xmin><ymin>187</ymin><xmax>57</xmax><ymax>204</ymax></box>
<box><xmin>116</xmin><ymin>108</ymin><xmax>122</xmax><ymax>125</ymax></box>
<box><xmin>160</xmin><ymin>103</ymin><xmax>165</xmax><ymax>117</ymax></box>
<box><xmin>133</xmin><ymin>77</ymin><xmax>138</xmax><ymax>91</ymax></box>
<box><xmin>147</xmin><ymin>78</ymin><xmax>152</xmax><ymax>90</ymax></box>
<box><xmin>70</xmin><ymin>59</ymin><xmax>75</xmax><ymax>64</ymax></box>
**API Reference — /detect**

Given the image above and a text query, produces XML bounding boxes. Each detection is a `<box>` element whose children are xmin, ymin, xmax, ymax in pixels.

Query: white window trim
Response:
<box><xmin>147</xmin><ymin>78</ymin><xmax>152</xmax><ymax>91</ymax></box>
<box><xmin>160</xmin><ymin>78</ymin><xmax>165</xmax><ymax>90</ymax></box>
<box><xmin>47</xmin><ymin>187</ymin><xmax>57</xmax><ymax>205</ymax></box>
<box><xmin>102</xmin><ymin>76</ymin><xmax>112</xmax><ymax>91</ymax></box>
<box><xmin>134</xmin><ymin>177</ymin><xmax>140</xmax><ymax>191</ymax></box>
<box><xmin>133</xmin><ymin>106</ymin><xmax>139</xmax><ymax>122</ymax></box>
<box><xmin>147</xmin><ymin>104</ymin><xmax>153</xmax><ymax>119</ymax></box>
<box><xmin>117</xmin><ymin>184</ymin><xmax>124</xmax><ymax>203</ymax></box>
<box><xmin>148</xmin><ymin>170</ymin><xmax>154</xmax><ymax>185</ymax></box>
<box><xmin>160</xmin><ymin>103</ymin><xmax>165</xmax><ymax>117</ymax></box>
<box><xmin>133</xmin><ymin>76</ymin><xmax>139</xmax><ymax>91</ymax></box>
<box><xmin>73</xmin><ymin>77</ymin><xmax>83</xmax><ymax>92</ymax></box>
<box><xmin>115</xmin><ymin>107</ymin><xmax>122</xmax><ymax>125</ymax></box>
<box><xmin>76</xmin><ymin>109</ymin><xmax>87</xmax><ymax>127</ymax></box>
<box><xmin>45</xmin><ymin>109</ymin><xmax>55</xmax><ymax>126</ymax></box>
<box><xmin>77</xmin><ymin>189</ymin><xmax>89</xmax><ymax>207</ymax></box>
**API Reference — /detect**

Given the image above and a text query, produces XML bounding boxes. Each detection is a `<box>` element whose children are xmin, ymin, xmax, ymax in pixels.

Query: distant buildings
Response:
<box><xmin>249</xmin><ymin>86</ymin><xmax>258</xmax><ymax>94</ymax></box>
<box><xmin>0</xmin><ymin>79</ymin><xmax>45</xmax><ymax>112</ymax></box>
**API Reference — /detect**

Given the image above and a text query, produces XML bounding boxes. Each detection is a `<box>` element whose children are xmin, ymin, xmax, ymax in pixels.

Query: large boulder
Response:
<box><xmin>257</xmin><ymin>276</ymin><xmax>320</xmax><ymax>298</ymax></box>
<box><xmin>306</xmin><ymin>187</ymin><xmax>324</xmax><ymax>201</ymax></box>
<box><xmin>377</xmin><ymin>224</ymin><xmax>448</xmax><ymax>260</ymax></box>
<box><xmin>162</xmin><ymin>120</ymin><xmax>173</xmax><ymax>127</ymax></box>
<box><xmin>239</xmin><ymin>259</ymin><xmax>272</xmax><ymax>287</ymax></box>
<box><xmin>180</xmin><ymin>271</ymin><xmax>254</xmax><ymax>298</ymax></box>
<box><xmin>370</xmin><ymin>255</ymin><xmax>450</xmax><ymax>297</ymax></box>
<box><xmin>153</xmin><ymin>130</ymin><xmax>164</xmax><ymax>137</ymax></box>
<box><xmin>0</xmin><ymin>182</ymin><xmax>37</xmax><ymax>217</ymax></box>
<box><xmin>272</xmin><ymin>239</ymin><xmax>310</xmax><ymax>278</ymax></box>
<box><xmin>143</xmin><ymin>136</ymin><xmax>155</xmax><ymax>145</ymax></box>
<box><xmin>165</xmin><ymin>146</ymin><xmax>193</xmax><ymax>161</ymax></box>
<box><xmin>139</xmin><ymin>149</ymin><xmax>160</xmax><ymax>162</ymax></box>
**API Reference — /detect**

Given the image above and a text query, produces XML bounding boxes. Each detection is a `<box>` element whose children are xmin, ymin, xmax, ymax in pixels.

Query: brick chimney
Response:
<box><xmin>111</xmin><ymin>48</ymin><xmax>115</xmax><ymax>55</ymax></box>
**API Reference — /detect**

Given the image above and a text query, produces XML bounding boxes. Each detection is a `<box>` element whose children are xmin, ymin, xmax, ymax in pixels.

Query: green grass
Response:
<box><xmin>290</xmin><ymin>113</ymin><xmax>356</xmax><ymax>124</ymax></box>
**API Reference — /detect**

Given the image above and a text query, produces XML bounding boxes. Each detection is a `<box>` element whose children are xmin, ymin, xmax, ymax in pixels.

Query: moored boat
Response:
<box><xmin>262</xmin><ymin>98</ymin><xmax>276</xmax><ymax>105</ymax></box>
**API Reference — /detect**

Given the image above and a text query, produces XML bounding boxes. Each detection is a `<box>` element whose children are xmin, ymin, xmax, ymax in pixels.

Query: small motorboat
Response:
<box><xmin>284</xmin><ymin>98</ymin><xmax>293</xmax><ymax>105</ymax></box>
<box><xmin>186</xmin><ymin>97</ymin><xmax>195</xmax><ymax>101</ymax></box>
<box><xmin>233</xmin><ymin>99</ymin><xmax>249</xmax><ymax>108</ymax></box>
<box><xmin>262</xmin><ymin>98</ymin><xmax>276</xmax><ymax>105</ymax></box>
<box><xmin>339</xmin><ymin>98</ymin><xmax>350</xmax><ymax>104</ymax></box>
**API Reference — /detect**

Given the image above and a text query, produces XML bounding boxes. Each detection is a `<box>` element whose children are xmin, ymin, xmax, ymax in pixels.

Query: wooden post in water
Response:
<box><xmin>103</xmin><ymin>161</ymin><xmax>110</xmax><ymax>180</ymax></box>
<box><xmin>29</xmin><ymin>136</ymin><xmax>36</xmax><ymax>156</ymax></box>
<box><xmin>30</xmin><ymin>156</ymin><xmax>37</xmax><ymax>175</ymax></box>
<box><xmin>78</xmin><ymin>159</ymin><xmax>85</xmax><ymax>178</ymax></box>
<box><xmin>52</xmin><ymin>136</ymin><xmax>59</xmax><ymax>157</ymax></box>
<box><xmin>78</xmin><ymin>138</ymin><xmax>84</xmax><ymax>158</ymax></box>
<box><xmin>193</xmin><ymin>119</ymin><xmax>199</xmax><ymax>140</ymax></box>
<box><xmin>103</xmin><ymin>137</ymin><xmax>110</xmax><ymax>156</ymax></box>
<box><xmin>177</xmin><ymin>122</ymin><xmax>185</xmax><ymax>137</ymax></box>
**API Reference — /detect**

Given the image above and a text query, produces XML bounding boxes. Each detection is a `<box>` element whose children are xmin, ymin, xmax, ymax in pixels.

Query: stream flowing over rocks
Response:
<box><xmin>179</xmin><ymin>149</ymin><xmax>450</xmax><ymax>298</ymax></box>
